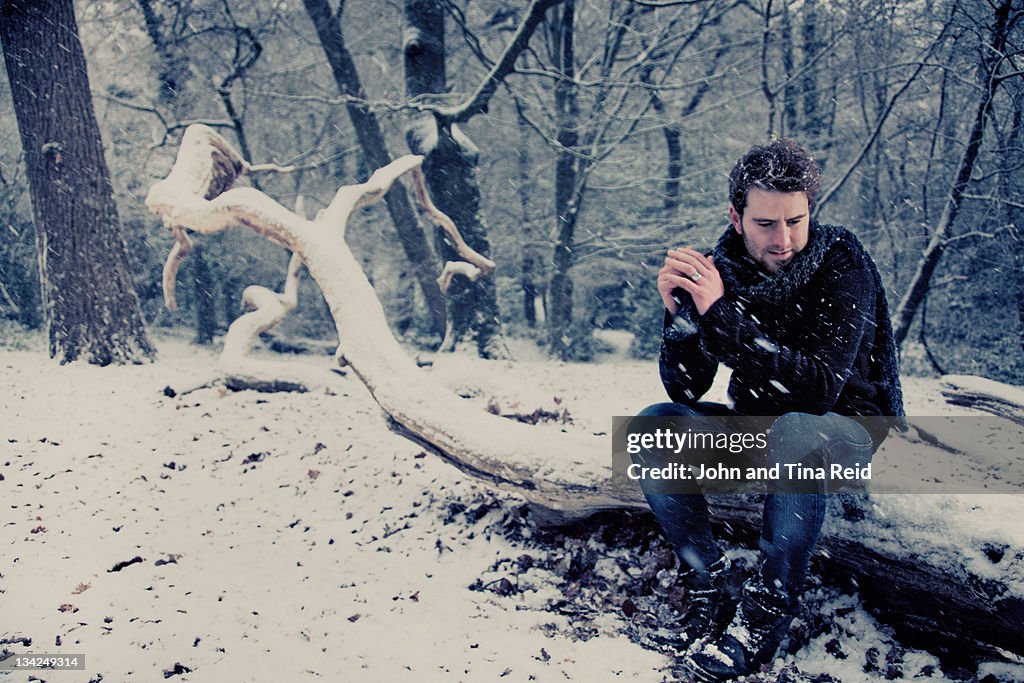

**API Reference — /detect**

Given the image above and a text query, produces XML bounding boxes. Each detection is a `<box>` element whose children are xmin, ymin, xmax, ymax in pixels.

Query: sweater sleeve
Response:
<box><xmin>658</xmin><ymin>305</ymin><xmax>719</xmax><ymax>403</ymax></box>
<box><xmin>699</xmin><ymin>251</ymin><xmax>876</xmax><ymax>415</ymax></box>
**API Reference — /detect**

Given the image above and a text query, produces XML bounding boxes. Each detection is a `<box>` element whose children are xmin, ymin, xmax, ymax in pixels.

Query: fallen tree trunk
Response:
<box><xmin>708</xmin><ymin>493</ymin><xmax>1024</xmax><ymax>666</ymax></box>
<box><xmin>147</xmin><ymin>125</ymin><xmax>602</xmax><ymax>516</ymax></box>
<box><xmin>146</xmin><ymin>124</ymin><xmax>1024</xmax><ymax>666</ymax></box>
<box><xmin>941</xmin><ymin>374</ymin><xmax>1024</xmax><ymax>427</ymax></box>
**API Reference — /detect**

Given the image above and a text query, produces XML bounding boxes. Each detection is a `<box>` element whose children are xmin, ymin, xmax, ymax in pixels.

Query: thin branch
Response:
<box><xmin>961</xmin><ymin>193</ymin><xmax>1024</xmax><ymax>209</ymax></box>
<box><xmin>814</xmin><ymin>30</ymin><xmax>949</xmax><ymax>216</ymax></box>
<box><xmin>942</xmin><ymin>224</ymin><xmax>1015</xmax><ymax>245</ymax></box>
<box><xmin>630</xmin><ymin>0</ymin><xmax>709</xmax><ymax>6</ymax></box>
<box><xmin>96</xmin><ymin>92</ymin><xmax>234</xmax><ymax>145</ymax></box>
<box><xmin>442</xmin><ymin>0</ymin><xmax>567</xmax><ymax>122</ymax></box>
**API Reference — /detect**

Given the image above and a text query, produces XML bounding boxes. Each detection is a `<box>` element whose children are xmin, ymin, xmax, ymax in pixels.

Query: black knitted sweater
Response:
<box><xmin>661</xmin><ymin>222</ymin><xmax>907</xmax><ymax>445</ymax></box>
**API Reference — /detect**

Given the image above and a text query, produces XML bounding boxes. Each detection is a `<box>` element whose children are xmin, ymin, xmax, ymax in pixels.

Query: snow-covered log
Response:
<box><xmin>941</xmin><ymin>374</ymin><xmax>1024</xmax><ymax>426</ymax></box>
<box><xmin>146</xmin><ymin>124</ymin><xmax>630</xmax><ymax>516</ymax></box>
<box><xmin>707</xmin><ymin>493</ymin><xmax>1024</xmax><ymax>665</ymax></box>
<box><xmin>147</xmin><ymin>125</ymin><xmax>1024</xmax><ymax>666</ymax></box>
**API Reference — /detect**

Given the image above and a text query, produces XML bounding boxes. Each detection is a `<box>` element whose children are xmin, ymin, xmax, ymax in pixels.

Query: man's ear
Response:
<box><xmin>729</xmin><ymin>205</ymin><xmax>742</xmax><ymax>234</ymax></box>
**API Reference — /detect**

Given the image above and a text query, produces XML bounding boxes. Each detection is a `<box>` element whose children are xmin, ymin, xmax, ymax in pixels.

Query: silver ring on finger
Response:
<box><xmin>689</xmin><ymin>271</ymin><xmax>702</xmax><ymax>283</ymax></box>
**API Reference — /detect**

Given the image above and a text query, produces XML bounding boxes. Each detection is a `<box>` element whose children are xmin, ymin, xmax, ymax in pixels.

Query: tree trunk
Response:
<box><xmin>646</xmin><ymin>37</ymin><xmax>726</xmax><ymax>216</ymax></box>
<box><xmin>799</xmin><ymin>0</ymin><xmax>825</xmax><ymax>143</ymax></box>
<box><xmin>1012</xmin><ymin>229</ymin><xmax>1024</xmax><ymax>356</ymax></box>
<box><xmin>892</xmin><ymin>0</ymin><xmax>1012</xmax><ymax>348</ymax></box>
<box><xmin>516</xmin><ymin>118</ymin><xmax>540</xmax><ymax>327</ymax></box>
<box><xmin>760</xmin><ymin>0</ymin><xmax>777</xmax><ymax>137</ymax></box>
<box><xmin>136</xmin><ymin>0</ymin><xmax>190</xmax><ymax>106</ymax></box>
<box><xmin>192</xmin><ymin>243</ymin><xmax>216</xmax><ymax>345</ymax></box>
<box><xmin>547</xmin><ymin>0</ymin><xmax>580</xmax><ymax>360</ymax></box>
<box><xmin>136</xmin><ymin>0</ymin><xmax>223</xmax><ymax>345</ymax></box>
<box><xmin>0</xmin><ymin>211</ymin><xmax>41</xmax><ymax>329</ymax></box>
<box><xmin>644</xmin><ymin>77</ymin><xmax>682</xmax><ymax>213</ymax></box>
<box><xmin>661</xmin><ymin>126</ymin><xmax>682</xmax><ymax>214</ymax></box>
<box><xmin>779</xmin><ymin>0</ymin><xmax>797</xmax><ymax>136</ymax></box>
<box><xmin>1</xmin><ymin>0</ymin><xmax>155</xmax><ymax>365</ymax></box>
<box><xmin>303</xmin><ymin>0</ymin><xmax>447</xmax><ymax>339</ymax></box>
<box><xmin>404</xmin><ymin>0</ymin><xmax>508</xmax><ymax>358</ymax></box>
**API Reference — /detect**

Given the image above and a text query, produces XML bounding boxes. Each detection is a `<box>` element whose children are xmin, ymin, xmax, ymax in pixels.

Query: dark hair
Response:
<box><xmin>728</xmin><ymin>139</ymin><xmax>821</xmax><ymax>216</ymax></box>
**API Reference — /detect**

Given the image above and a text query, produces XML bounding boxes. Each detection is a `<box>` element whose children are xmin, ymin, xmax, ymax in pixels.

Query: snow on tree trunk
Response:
<box><xmin>217</xmin><ymin>252</ymin><xmax>333</xmax><ymax>393</ymax></box>
<box><xmin>147</xmin><ymin>124</ymin><xmax>616</xmax><ymax>511</ymax></box>
<box><xmin>940</xmin><ymin>375</ymin><xmax>1024</xmax><ymax>426</ymax></box>
<box><xmin>1</xmin><ymin>0</ymin><xmax>155</xmax><ymax>365</ymax></box>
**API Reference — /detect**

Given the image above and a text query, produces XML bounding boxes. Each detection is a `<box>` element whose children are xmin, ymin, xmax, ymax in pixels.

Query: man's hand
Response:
<box><xmin>657</xmin><ymin>248</ymin><xmax>724</xmax><ymax>316</ymax></box>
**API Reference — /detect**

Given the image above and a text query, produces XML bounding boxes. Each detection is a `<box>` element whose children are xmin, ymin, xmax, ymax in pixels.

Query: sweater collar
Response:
<box><xmin>711</xmin><ymin>221</ymin><xmax>843</xmax><ymax>306</ymax></box>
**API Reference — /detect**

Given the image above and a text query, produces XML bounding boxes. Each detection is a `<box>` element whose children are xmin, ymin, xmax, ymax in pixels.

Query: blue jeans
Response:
<box><xmin>632</xmin><ymin>402</ymin><xmax>875</xmax><ymax>604</ymax></box>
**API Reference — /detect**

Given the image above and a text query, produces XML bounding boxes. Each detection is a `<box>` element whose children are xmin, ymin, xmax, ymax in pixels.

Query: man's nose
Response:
<box><xmin>775</xmin><ymin>226</ymin><xmax>791</xmax><ymax>250</ymax></box>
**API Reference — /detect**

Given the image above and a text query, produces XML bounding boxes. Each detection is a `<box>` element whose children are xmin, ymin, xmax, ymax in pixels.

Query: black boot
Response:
<box><xmin>683</xmin><ymin>575</ymin><xmax>795</xmax><ymax>682</ymax></box>
<box><xmin>676</xmin><ymin>555</ymin><xmax>736</xmax><ymax>646</ymax></box>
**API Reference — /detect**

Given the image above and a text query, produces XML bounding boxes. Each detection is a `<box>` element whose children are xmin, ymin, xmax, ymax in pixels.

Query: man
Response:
<box><xmin>633</xmin><ymin>139</ymin><xmax>905</xmax><ymax>681</ymax></box>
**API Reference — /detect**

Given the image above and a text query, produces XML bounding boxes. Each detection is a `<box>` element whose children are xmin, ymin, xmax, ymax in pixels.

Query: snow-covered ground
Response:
<box><xmin>2</xmin><ymin>330</ymin><xmax>1023</xmax><ymax>682</ymax></box>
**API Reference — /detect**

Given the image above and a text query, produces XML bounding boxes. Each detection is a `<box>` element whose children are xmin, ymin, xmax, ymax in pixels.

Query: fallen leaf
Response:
<box><xmin>109</xmin><ymin>556</ymin><xmax>144</xmax><ymax>572</ymax></box>
<box><xmin>162</xmin><ymin>662</ymin><xmax>192</xmax><ymax>678</ymax></box>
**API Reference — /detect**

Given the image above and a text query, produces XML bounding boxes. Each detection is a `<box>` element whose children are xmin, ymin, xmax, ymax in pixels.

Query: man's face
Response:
<box><xmin>729</xmin><ymin>188</ymin><xmax>810</xmax><ymax>274</ymax></box>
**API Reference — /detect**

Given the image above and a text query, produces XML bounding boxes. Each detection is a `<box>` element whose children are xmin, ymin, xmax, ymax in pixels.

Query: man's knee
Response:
<box><xmin>629</xmin><ymin>402</ymin><xmax>704</xmax><ymax>472</ymax></box>
<box><xmin>766</xmin><ymin>412</ymin><xmax>874</xmax><ymax>467</ymax></box>
<box><xmin>766</xmin><ymin>412</ymin><xmax>827</xmax><ymax>468</ymax></box>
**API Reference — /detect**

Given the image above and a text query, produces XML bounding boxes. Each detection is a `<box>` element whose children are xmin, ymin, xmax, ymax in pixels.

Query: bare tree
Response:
<box><xmin>510</xmin><ymin>0</ymin><xmax>736</xmax><ymax>358</ymax></box>
<box><xmin>892</xmin><ymin>0</ymin><xmax>1020</xmax><ymax>348</ymax></box>
<box><xmin>546</xmin><ymin>0</ymin><xmax>580</xmax><ymax>359</ymax></box>
<box><xmin>132</xmin><ymin>0</ymin><xmax>281</xmax><ymax>343</ymax></box>
<box><xmin>136</xmin><ymin>0</ymin><xmax>192</xmax><ymax>106</ymax></box>
<box><xmin>404</xmin><ymin>0</ymin><xmax>510</xmax><ymax>357</ymax></box>
<box><xmin>1</xmin><ymin>0</ymin><xmax>155</xmax><ymax>364</ymax></box>
<box><xmin>401</xmin><ymin>0</ymin><xmax>571</xmax><ymax>355</ymax></box>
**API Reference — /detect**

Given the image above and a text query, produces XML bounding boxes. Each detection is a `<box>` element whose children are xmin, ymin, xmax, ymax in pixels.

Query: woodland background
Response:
<box><xmin>0</xmin><ymin>0</ymin><xmax>1021</xmax><ymax>379</ymax></box>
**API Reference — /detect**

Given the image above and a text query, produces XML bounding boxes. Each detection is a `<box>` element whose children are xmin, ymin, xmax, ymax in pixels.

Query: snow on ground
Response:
<box><xmin>2</xmin><ymin>331</ymin><xmax>1023</xmax><ymax>682</ymax></box>
<box><xmin>2</xmin><ymin>338</ymin><xmax>665</xmax><ymax>682</ymax></box>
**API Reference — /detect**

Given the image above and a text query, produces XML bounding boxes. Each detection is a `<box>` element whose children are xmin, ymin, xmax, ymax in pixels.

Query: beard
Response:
<box><xmin>740</xmin><ymin>232</ymin><xmax>795</xmax><ymax>274</ymax></box>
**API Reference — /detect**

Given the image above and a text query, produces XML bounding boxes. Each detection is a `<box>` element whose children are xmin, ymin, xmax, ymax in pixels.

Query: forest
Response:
<box><xmin>1</xmin><ymin>1</ymin><xmax>1023</xmax><ymax>682</ymax></box>
<box><xmin>0</xmin><ymin>0</ymin><xmax>1021</xmax><ymax>376</ymax></box>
